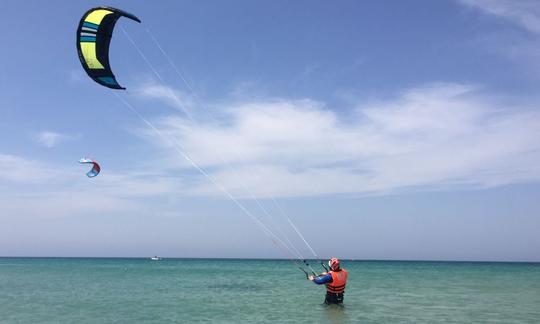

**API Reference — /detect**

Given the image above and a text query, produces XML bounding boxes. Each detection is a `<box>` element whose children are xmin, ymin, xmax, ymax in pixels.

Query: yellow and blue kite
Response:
<box><xmin>76</xmin><ymin>7</ymin><xmax>140</xmax><ymax>90</ymax></box>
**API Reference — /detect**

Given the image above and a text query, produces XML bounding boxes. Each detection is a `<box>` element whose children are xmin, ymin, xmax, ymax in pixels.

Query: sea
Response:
<box><xmin>0</xmin><ymin>258</ymin><xmax>539</xmax><ymax>323</ymax></box>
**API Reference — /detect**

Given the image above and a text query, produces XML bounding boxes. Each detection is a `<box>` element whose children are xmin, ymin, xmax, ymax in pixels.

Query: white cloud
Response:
<box><xmin>0</xmin><ymin>153</ymin><xmax>185</xmax><ymax>197</ymax></box>
<box><xmin>136</xmin><ymin>83</ymin><xmax>540</xmax><ymax>198</ymax></box>
<box><xmin>8</xmin><ymin>82</ymin><xmax>540</xmax><ymax>202</ymax></box>
<box><xmin>0</xmin><ymin>154</ymin><xmax>69</xmax><ymax>183</ymax></box>
<box><xmin>135</xmin><ymin>82</ymin><xmax>195</xmax><ymax>114</ymax></box>
<box><xmin>0</xmin><ymin>153</ymin><xmax>189</xmax><ymax>218</ymax></box>
<box><xmin>456</xmin><ymin>0</ymin><xmax>540</xmax><ymax>77</ymax></box>
<box><xmin>0</xmin><ymin>193</ymin><xmax>139</xmax><ymax>219</ymax></box>
<box><xmin>458</xmin><ymin>0</ymin><xmax>540</xmax><ymax>34</ymax></box>
<box><xmin>34</xmin><ymin>131</ymin><xmax>77</xmax><ymax>148</ymax></box>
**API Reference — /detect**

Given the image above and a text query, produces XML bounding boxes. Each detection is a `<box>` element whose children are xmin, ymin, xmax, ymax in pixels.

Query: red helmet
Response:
<box><xmin>329</xmin><ymin>258</ymin><xmax>340</xmax><ymax>270</ymax></box>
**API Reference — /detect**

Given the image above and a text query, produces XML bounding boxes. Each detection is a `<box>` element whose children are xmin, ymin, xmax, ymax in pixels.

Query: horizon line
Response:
<box><xmin>1</xmin><ymin>256</ymin><xmax>538</xmax><ymax>264</ymax></box>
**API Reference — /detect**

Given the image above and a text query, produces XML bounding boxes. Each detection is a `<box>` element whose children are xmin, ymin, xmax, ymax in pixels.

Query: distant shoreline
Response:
<box><xmin>1</xmin><ymin>256</ymin><xmax>538</xmax><ymax>264</ymax></box>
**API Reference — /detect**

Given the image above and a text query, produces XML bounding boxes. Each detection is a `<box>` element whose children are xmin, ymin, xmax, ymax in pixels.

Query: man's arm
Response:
<box><xmin>309</xmin><ymin>273</ymin><xmax>333</xmax><ymax>285</ymax></box>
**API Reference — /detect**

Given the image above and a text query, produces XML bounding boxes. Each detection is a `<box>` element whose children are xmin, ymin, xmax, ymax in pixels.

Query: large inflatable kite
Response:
<box><xmin>79</xmin><ymin>158</ymin><xmax>101</xmax><ymax>178</ymax></box>
<box><xmin>76</xmin><ymin>7</ymin><xmax>141</xmax><ymax>89</ymax></box>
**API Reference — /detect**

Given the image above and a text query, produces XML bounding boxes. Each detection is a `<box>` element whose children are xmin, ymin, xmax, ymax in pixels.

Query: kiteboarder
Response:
<box><xmin>308</xmin><ymin>258</ymin><xmax>348</xmax><ymax>304</ymax></box>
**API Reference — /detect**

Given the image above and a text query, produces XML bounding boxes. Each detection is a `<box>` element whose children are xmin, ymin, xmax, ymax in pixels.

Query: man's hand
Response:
<box><xmin>308</xmin><ymin>275</ymin><xmax>315</xmax><ymax>281</ymax></box>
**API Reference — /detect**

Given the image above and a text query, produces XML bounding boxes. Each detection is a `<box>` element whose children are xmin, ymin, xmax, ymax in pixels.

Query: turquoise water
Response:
<box><xmin>1</xmin><ymin>258</ymin><xmax>539</xmax><ymax>323</ymax></box>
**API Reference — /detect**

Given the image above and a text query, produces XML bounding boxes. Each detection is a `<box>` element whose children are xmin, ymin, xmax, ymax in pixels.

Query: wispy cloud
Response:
<box><xmin>0</xmin><ymin>153</ymin><xmax>184</xmax><ymax>196</ymax></box>
<box><xmin>458</xmin><ymin>0</ymin><xmax>540</xmax><ymax>34</ymax></box>
<box><xmin>136</xmin><ymin>82</ymin><xmax>540</xmax><ymax>198</ymax></box>
<box><xmin>9</xmin><ymin>81</ymin><xmax>540</xmax><ymax>202</ymax></box>
<box><xmin>34</xmin><ymin>131</ymin><xmax>78</xmax><ymax>148</ymax></box>
<box><xmin>0</xmin><ymin>193</ymin><xmax>139</xmax><ymax>219</ymax></box>
<box><xmin>0</xmin><ymin>153</ymin><xmax>188</xmax><ymax>218</ymax></box>
<box><xmin>0</xmin><ymin>154</ymin><xmax>70</xmax><ymax>183</ymax></box>
<box><xmin>456</xmin><ymin>0</ymin><xmax>540</xmax><ymax>76</ymax></box>
<box><xmin>135</xmin><ymin>82</ymin><xmax>195</xmax><ymax>114</ymax></box>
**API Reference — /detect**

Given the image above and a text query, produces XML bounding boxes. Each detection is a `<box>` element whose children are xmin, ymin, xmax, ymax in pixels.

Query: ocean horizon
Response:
<box><xmin>2</xmin><ymin>256</ymin><xmax>539</xmax><ymax>264</ymax></box>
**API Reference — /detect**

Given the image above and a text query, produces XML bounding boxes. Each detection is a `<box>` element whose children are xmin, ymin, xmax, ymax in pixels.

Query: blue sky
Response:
<box><xmin>1</xmin><ymin>0</ymin><xmax>539</xmax><ymax>261</ymax></box>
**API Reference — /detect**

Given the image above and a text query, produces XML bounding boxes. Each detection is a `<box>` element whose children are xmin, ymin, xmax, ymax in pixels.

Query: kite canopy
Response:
<box><xmin>76</xmin><ymin>7</ymin><xmax>141</xmax><ymax>90</ymax></box>
<box><xmin>79</xmin><ymin>158</ymin><xmax>101</xmax><ymax>178</ymax></box>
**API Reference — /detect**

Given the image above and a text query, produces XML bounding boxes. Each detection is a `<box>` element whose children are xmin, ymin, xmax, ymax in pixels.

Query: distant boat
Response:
<box><xmin>150</xmin><ymin>256</ymin><xmax>162</xmax><ymax>261</ymax></box>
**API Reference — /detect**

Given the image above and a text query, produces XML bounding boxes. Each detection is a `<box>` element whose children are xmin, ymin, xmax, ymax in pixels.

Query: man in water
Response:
<box><xmin>309</xmin><ymin>258</ymin><xmax>348</xmax><ymax>304</ymax></box>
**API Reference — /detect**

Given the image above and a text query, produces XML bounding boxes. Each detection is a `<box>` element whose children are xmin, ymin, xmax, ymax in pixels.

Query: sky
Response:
<box><xmin>1</xmin><ymin>0</ymin><xmax>539</xmax><ymax>261</ymax></box>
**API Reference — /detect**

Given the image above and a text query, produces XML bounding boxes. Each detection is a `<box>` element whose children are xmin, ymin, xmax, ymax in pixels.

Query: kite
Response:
<box><xmin>79</xmin><ymin>158</ymin><xmax>101</xmax><ymax>178</ymax></box>
<box><xmin>76</xmin><ymin>7</ymin><xmax>141</xmax><ymax>89</ymax></box>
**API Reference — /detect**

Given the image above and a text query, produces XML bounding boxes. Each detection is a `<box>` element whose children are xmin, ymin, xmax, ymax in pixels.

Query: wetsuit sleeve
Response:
<box><xmin>313</xmin><ymin>273</ymin><xmax>333</xmax><ymax>285</ymax></box>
